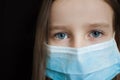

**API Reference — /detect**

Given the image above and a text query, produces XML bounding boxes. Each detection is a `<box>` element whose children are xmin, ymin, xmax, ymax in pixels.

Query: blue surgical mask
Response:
<box><xmin>45</xmin><ymin>39</ymin><xmax>120</xmax><ymax>80</ymax></box>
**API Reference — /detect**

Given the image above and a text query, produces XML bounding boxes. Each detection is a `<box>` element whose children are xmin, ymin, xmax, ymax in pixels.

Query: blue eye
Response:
<box><xmin>90</xmin><ymin>30</ymin><xmax>103</xmax><ymax>38</ymax></box>
<box><xmin>55</xmin><ymin>33</ymin><xmax>68</xmax><ymax>39</ymax></box>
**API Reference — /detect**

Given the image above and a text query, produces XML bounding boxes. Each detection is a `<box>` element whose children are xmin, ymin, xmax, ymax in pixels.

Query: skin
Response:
<box><xmin>48</xmin><ymin>0</ymin><xmax>114</xmax><ymax>48</ymax></box>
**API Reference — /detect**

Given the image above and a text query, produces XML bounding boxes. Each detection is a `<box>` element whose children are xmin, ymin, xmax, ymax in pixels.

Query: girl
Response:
<box><xmin>32</xmin><ymin>0</ymin><xmax>120</xmax><ymax>80</ymax></box>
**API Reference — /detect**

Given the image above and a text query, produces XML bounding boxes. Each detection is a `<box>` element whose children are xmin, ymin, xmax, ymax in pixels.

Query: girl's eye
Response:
<box><xmin>89</xmin><ymin>30</ymin><xmax>104</xmax><ymax>38</ymax></box>
<box><xmin>55</xmin><ymin>33</ymin><xmax>68</xmax><ymax>40</ymax></box>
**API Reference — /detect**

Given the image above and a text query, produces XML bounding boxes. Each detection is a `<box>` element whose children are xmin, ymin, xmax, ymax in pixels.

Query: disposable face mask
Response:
<box><xmin>45</xmin><ymin>39</ymin><xmax>120</xmax><ymax>80</ymax></box>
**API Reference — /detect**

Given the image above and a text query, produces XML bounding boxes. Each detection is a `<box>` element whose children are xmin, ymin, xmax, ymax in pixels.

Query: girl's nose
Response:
<box><xmin>69</xmin><ymin>36</ymin><xmax>87</xmax><ymax>48</ymax></box>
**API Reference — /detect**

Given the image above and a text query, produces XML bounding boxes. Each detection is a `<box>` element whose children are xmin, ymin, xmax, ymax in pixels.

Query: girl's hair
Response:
<box><xmin>32</xmin><ymin>0</ymin><xmax>120</xmax><ymax>80</ymax></box>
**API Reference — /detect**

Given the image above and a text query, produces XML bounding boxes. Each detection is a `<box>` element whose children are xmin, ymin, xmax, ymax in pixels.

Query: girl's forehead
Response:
<box><xmin>50</xmin><ymin>0</ymin><xmax>113</xmax><ymax>24</ymax></box>
<box><xmin>52</xmin><ymin>0</ymin><xmax>111</xmax><ymax>9</ymax></box>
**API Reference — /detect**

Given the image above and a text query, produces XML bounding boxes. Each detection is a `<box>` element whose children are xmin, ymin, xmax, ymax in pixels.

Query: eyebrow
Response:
<box><xmin>87</xmin><ymin>22</ymin><xmax>110</xmax><ymax>28</ymax></box>
<box><xmin>50</xmin><ymin>22</ymin><xmax>110</xmax><ymax>30</ymax></box>
<box><xmin>50</xmin><ymin>25</ymin><xmax>68</xmax><ymax>31</ymax></box>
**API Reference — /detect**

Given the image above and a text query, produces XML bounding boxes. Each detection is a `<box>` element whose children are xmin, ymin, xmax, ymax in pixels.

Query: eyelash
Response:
<box><xmin>54</xmin><ymin>32</ymin><xmax>69</xmax><ymax>40</ymax></box>
<box><xmin>88</xmin><ymin>30</ymin><xmax>104</xmax><ymax>38</ymax></box>
<box><xmin>53</xmin><ymin>30</ymin><xmax>104</xmax><ymax>40</ymax></box>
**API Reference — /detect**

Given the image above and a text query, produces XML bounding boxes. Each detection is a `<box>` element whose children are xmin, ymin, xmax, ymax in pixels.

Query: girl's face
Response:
<box><xmin>48</xmin><ymin>0</ymin><xmax>114</xmax><ymax>48</ymax></box>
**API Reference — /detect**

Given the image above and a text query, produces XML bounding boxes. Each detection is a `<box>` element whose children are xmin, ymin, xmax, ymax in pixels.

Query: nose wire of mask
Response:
<box><xmin>45</xmin><ymin>38</ymin><xmax>120</xmax><ymax>80</ymax></box>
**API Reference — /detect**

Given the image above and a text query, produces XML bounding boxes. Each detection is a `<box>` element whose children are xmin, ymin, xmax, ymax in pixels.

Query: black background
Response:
<box><xmin>3</xmin><ymin>0</ymin><xmax>42</xmax><ymax>80</ymax></box>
